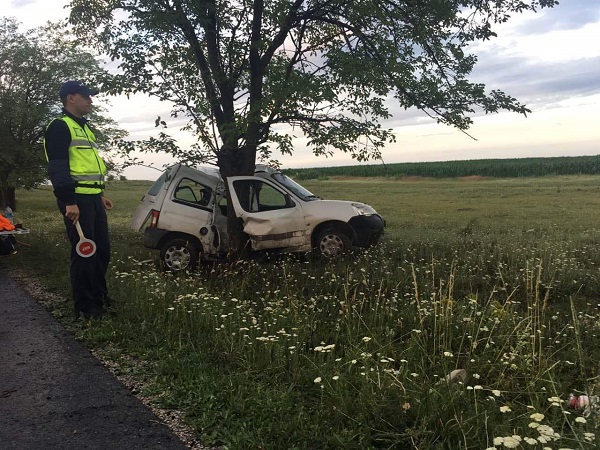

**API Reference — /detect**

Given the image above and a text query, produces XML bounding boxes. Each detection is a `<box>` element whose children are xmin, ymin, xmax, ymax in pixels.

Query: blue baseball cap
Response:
<box><xmin>59</xmin><ymin>80</ymin><xmax>99</xmax><ymax>101</ymax></box>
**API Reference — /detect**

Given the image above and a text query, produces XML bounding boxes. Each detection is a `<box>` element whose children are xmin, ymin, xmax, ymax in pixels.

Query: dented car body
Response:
<box><xmin>131</xmin><ymin>164</ymin><xmax>384</xmax><ymax>270</ymax></box>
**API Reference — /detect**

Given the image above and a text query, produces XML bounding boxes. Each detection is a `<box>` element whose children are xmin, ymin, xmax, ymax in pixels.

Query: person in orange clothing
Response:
<box><xmin>0</xmin><ymin>213</ymin><xmax>15</xmax><ymax>231</ymax></box>
<box><xmin>0</xmin><ymin>212</ymin><xmax>16</xmax><ymax>255</ymax></box>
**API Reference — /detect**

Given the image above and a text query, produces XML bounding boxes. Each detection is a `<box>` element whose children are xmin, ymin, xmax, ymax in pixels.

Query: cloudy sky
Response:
<box><xmin>5</xmin><ymin>0</ymin><xmax>600</xmax><ymax>179</ymax></box>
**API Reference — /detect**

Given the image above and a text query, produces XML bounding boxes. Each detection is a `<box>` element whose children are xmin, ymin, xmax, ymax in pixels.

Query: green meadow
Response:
<box><xmin>3</xmin><ymin>172</ymin><xmax>600</xmax><ymax>449</ymax></box>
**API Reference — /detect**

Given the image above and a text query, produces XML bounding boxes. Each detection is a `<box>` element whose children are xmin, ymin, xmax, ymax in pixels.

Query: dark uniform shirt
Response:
<box><xmin>44</xmin><ymin>110</ymin><xmax>92</xmax><ymax>205</ymax></box>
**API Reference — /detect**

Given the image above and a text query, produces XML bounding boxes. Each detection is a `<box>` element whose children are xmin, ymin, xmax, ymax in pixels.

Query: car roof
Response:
<box><xmin>171</xmin><ymin>163</ymin><xmax>280</xmax><ymax>179</ymax></box>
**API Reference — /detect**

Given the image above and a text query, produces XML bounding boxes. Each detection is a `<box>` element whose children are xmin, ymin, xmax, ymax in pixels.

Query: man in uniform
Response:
<box><xmin>44</xmin><ymin>80</ymin><xmax>113</xmax><ymax>319</ymax></box>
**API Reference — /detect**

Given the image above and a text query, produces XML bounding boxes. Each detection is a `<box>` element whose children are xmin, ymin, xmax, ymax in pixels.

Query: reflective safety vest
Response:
<box><xmin>45</xmin><ymin>116</ymin><xmax>107</xmax><ymax>195</ymax></box>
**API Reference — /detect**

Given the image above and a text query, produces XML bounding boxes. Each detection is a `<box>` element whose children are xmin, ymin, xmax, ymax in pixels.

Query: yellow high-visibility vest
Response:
<box><xmin>44</xmin><ymin>116</ymin><xmax>106</xmax><ymax>194</ymax></box>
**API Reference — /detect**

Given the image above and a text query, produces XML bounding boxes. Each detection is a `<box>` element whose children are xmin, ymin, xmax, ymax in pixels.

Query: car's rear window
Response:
<box><xmin>147</xmin><ymin>171</ymin><xmax>168</xmax><ymax>196</ymax></box>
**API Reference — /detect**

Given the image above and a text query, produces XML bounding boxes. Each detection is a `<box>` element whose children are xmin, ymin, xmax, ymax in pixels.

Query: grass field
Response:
<box><xmin>3</xmin><ymin>173</ymin><xmax>600</xmax><ymax>449</ymax></box>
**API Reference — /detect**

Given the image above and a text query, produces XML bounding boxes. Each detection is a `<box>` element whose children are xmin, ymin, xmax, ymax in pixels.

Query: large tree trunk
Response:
<box><xmin>0</xmin><ymin>186</ymin><xmax>16</xmax><ymax>212</ymax></box>
<box><xmin>217</xmin><ymin>145</ymin><xmax>257</xmax><ymax>260</ymax></box>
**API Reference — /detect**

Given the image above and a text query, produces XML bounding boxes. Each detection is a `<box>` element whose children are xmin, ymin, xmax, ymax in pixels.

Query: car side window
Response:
<box><xmin>174</xmin><ymin>178</ymin><xmax>212</xmax><ymax>207</ymax></box>
<box><xmin>232</xmin><ymin>180</ymin><xmax>292</xmax><ymax>213</ymax></box>
<box><xmin>218</xmin><ymin>195</ymin><xmax>228</xmax><ymax>216</ymax></box>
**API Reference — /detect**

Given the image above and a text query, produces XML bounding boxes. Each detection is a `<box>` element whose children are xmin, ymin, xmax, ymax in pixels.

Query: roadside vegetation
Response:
<box><xmin>3</xmin><ymin>166</ymin><xmax>600</xmax><ymax>449</ymax></box>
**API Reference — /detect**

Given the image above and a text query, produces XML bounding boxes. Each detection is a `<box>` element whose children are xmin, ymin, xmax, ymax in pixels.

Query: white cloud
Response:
<box><xmin>7</xmin><ymin>0</ymin><xmax>70</xmax><ymax>26</ymax></box>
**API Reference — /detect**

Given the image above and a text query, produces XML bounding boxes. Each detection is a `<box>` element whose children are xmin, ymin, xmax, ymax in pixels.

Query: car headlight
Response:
<box><xmin>351</xmin><ymin>202</ymin><xmax>376</xmax><ymax>216</ymax></box>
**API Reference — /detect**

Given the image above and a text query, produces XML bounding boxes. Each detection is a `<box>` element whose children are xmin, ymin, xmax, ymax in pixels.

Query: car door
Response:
<box><xmin>159</xmin><ymin>176</ymin><xmax>214</xmax><ymax>232</ymax></box>
<box><xmin>226</xmin><ymin>176</ymin><xmax>309</xmax><ymax>251</ymax></box>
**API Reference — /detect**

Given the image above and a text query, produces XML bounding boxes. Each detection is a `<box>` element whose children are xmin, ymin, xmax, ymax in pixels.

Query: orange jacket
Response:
<box><xmin>0</xmin><ymin>213</ymin><xmax>15</xmax><ymax>231</ymax></box>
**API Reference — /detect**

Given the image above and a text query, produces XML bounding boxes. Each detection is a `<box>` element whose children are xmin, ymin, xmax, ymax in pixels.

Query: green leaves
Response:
<box><xmin>0</xmin><ymin>18</ymin><xmax>124</xmax><ymax>190</ymax></box>
<box><xmin>69</xmin><ymin>0</ymin><xmax>559</xmax><ymax>173</ymax></box>
<box><xmin>67</xmin><ymin>0</ymin><xmax>557</xmax><ymax>171</ymax></box>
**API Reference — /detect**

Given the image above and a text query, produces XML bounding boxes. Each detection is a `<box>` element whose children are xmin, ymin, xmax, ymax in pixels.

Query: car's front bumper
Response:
<box><xmin>349</xmin><ymin>214</ymin><xmax>385</xmax><ymax>247</ymax></box>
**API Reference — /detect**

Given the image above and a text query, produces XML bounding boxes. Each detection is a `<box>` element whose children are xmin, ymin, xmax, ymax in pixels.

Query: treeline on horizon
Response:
<box><xmin>283</xmin><ymin>155</ymin><xmax>600</xmax><ymax>180</ymax></box>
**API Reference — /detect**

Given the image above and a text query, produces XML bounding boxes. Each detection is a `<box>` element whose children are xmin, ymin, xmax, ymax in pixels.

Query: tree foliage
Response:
<box><xmin>0</xmin><ymin>18</ymin><xmax>124</xmax><ymax>210</ymax></box>
<box><xmin>67</xmin><ymin>0</ymin><xmax>556</xmax><ymax>253</ymax></box>
<box><xmin>68</xmin><ymin>0</ymin><xmax>557</xmax><ymax>175</ymax></box>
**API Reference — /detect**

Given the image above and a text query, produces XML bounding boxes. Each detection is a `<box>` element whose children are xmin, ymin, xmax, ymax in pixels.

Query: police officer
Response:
<box><xmin>44</xmin><ymin>80</ymin><xmax>113</xmax><ymax>319</ymax></box>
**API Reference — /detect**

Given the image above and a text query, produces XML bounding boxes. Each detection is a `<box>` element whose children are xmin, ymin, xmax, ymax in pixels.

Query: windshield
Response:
<box><xmin>271</xmin><ymin>173</ymin><xmax>319</xmax><ymax>201</ymax></box>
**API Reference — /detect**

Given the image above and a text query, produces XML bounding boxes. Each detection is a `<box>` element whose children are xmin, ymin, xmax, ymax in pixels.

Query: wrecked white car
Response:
<box><xmin>131</xmin><ymin>164</ymin><xmax>385</xmax><ymax>270</ymax></box>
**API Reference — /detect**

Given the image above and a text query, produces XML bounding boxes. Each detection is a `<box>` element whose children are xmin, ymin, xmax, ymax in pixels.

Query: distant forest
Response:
<box><xmin>283</xmin><ymin>155</ymin><xmax>600</xmax><ymax>179</ymax></box>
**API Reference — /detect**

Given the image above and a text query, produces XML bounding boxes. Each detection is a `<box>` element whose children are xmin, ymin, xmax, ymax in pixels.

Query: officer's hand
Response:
<box><xmin>65</xmin><ymin>204</ymin><xmax>80</xmax><ymax>224</ymax></box>
<box><xmin>102</xmin><ymin>196</ymin><xmax>113</xmax><ymax>211</ymax></box>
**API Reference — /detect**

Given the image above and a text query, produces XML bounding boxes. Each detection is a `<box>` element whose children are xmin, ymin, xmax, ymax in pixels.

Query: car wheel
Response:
<box><xmin>315</xmin><ymin>228</ymin><xmax>351</xmax><ymax>259</ymax></box>
<box><xmin>160</xmin><ymin>238</ymin><xmax>199</xmax><ymax>271</ymax></box>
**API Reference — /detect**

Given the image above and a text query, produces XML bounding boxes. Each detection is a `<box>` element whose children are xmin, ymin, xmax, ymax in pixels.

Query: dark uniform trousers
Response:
<box><xmin>58</xmin><ymin>194</ymin><xmax>110</xmax><ymax>316</ymax></box>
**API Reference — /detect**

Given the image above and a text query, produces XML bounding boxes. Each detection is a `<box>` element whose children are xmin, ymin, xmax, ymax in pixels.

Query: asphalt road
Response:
<box><xmin>0</xmin><ymin>264</ymin><xmax>190</xmax><ymax>450</ymax></box>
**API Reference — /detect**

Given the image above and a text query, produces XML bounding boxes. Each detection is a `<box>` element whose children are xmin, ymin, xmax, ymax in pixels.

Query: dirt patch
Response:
<box><xmin>458</xmin><ymin>175</ymin><xmax>487</xmax><ymax>181</ymax></box>
<box><xmin>399</xmin><ymin>176</ymin><xmax>429</xmax><ymax>182</ymax></box>
<box><xmin>326</xmin><ymin>176</ymin><xmax>389</xmax><ymax>182</ymax></box>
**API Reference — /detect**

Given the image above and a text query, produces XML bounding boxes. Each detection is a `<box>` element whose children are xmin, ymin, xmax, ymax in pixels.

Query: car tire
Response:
<box><xmin>315</xmin><ymin>228</ymin><xmax>351</xmax><ymax>259</ymax></box>
<box><xmin>160</xmin><ymin>238</ymin><xmax>199</xmax><ymax>271</ymax></box>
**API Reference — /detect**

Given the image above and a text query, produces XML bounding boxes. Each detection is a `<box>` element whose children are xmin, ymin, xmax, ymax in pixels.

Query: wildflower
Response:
<box><xmin>314</xmin><ymin>377</ymin><xmax>322</xmax><ymax>384</ymax></box>
<box><xmin>530</xmin><ymin>412</ymin><xmax>544</xmax><ymax>422</ymax></box>
<box><xmin>547</xmin><ymin>396</ymin><xmax>562</xmax><ymax>405</ymax></box>
<box><xmin>500</xmin><ymin>406</ymin><xmax>512</xmax><ymax>413</ymax></box>
<box><xmin>524</xmin><ymin>437</ymin><xmax>537</xmax><ymax>445</ymax></box>
<box><xmin>474</xmin><ymin>385</ymin><xmax>483</xmax><ymax>390</ymax></box>
<box><xmin>575</xmin><ymin>416</ymin><xmax>587</xmax><ymax>424</ymax></box>
<box><xmin>314</xmin><ymin>344</ymin><xmax>335</xmax><ymax>353</ymax></box>
<box><xmin>332</xmin><ymin>376</ymin><xmax>339</xmax><ymax>381</ymax></box>
<box><xmin>528</xmin><ymin>422</ymin><xmax>540</xmax><ymax>429</ymax></box>
<box><xmin>443</xmin><ymin>351</ymin><xmax>453</xmax><ymax>357</ymax></box>
<box><xmin>503</xmin><ymin>436</ymin><xmax>522</xmax><ymax>448</ymax></box>
<box><xmin>492</xmin><ymin>390</ymin><xmax>502</xmax><ymax>397</ymax></box>
<box><xmin>537</xmin><ymin>425</ymin><xmax>559</xmax><ymax>442</ymax></box>
<box><xmin>584</xmin><ymin>433</ymin><xmax>595</xmax><ymax>442</ymax></box>
<box><xmin>362</xmin><ymin>336</ymin><xmax>372</xmax><ymax>342</ymax></box>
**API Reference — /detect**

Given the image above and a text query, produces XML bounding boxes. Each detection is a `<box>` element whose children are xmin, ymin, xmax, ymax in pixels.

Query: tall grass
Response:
<box><xmin>4</xmin><ymin>175</ymin><xmax>600</xmax><ymax>449</ymax></box>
